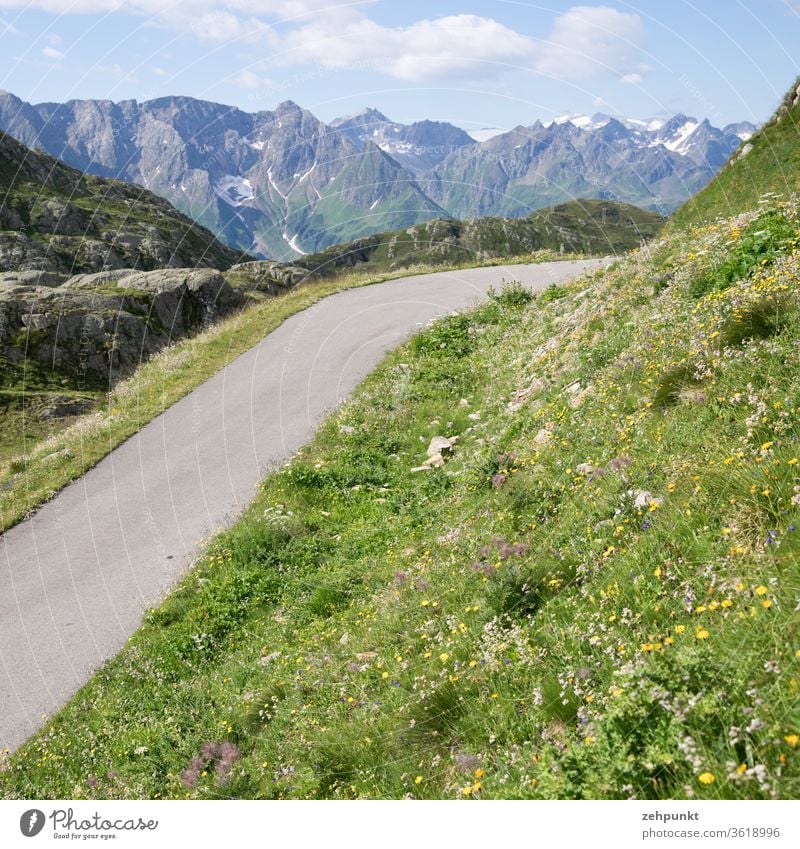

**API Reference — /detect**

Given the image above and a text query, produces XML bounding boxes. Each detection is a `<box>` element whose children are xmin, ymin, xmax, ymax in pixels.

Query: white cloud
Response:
<box><xmin>1</xmin><ymin>15</ymin><xmax>17</xmax><ymax>34</ymax></box>
<box><xmin>41</xmin><ymin>45</ymin><xmax>64</xmax><ymax>59</ymax></box>
<box><xmin>277</xmin><ymin>14</ymin><xmax>535</xmax><ymax>82</ymax></box>
<box><xmin>232</xmin><ymin>69</ymin><xmax>276</xmax><ymax>90</ymax></box>
<box><xmin>534</xmin><ymin>5</ymin><xmax>647</xmax><ymax>82</ymax></box>
<box><xmin>0</xmin><ymin>2</ymin><xmax>649</xmax><ymax>84</ymax></box>
<box><xmin>620</xmin><ymin>72</ymin><xmax>643</xmax><ymax>84</ymax></box>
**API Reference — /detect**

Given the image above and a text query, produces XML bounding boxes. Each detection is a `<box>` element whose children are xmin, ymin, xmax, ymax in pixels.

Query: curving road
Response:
<box><xmin>0</xmin><ymin>259</ymin><xmax>608</xmax><ymax>753</ymax></box>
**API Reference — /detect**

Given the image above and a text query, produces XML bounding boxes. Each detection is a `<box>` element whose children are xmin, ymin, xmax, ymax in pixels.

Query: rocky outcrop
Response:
<box><xmin>0</xmin><ymin>268</ymin><xmax>244</xmax><ymax>383</ymax></box>
<box><xmin>225</xmin><ymin>260</ymin><xmax>313</xmax><ymax>294</ymax></box>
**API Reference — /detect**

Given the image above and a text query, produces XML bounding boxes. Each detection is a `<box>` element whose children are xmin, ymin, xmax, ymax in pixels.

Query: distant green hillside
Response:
<box><xmin>0</xmin><ymin>131</ymin><xmax>244</xmax><ymax>275</ymax></box>
<box><xmin>672</xmin><ymin>79</ymin><xmax>800</xmax><ymax>228</ymax></box>
<box><xmin>299</xmin><ymin>200</ymin><xmax>664</xmax><ymax>276</ymax></box>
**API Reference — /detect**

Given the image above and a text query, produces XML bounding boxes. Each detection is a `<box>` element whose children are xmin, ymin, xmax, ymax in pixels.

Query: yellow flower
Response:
<box><xmin>472</xmin><ymin>781</ymin><xmax>482</xmax><ymax>793</ymax></box>
<box><xmin>785</xmin><ymin>735</ymin><xmax>800</xmax><ymax>748</ymax></box>
<box><xmin>788</xmin><ymin>458</ymin><xmax>799</xmax><ymax>465</ymax></box>
<box><xmin>439</xmin><ymin>653</ymin><xmax>449</xmax><ymax>663</ymax></box>
<box><xmin>695</xmin><ymin>627</ymin><xmax>710</xmax><ymax>640</ymax></box>
<box><xmin>474</xmin><ymin>768</ymin><xmax>485</xmax><ymax>779</ymax></box>
<box><xmin>664</xmin><ymin>636</ymin><xmax>674</xmax><ymax>645</ymax></box>
<box><xmin>762</xmin><ymin>599</ymin><xmax>772</xmax><ymax>609</ymax></box>
<box><xmin>415</xmin><ymin>775</ymin><xmax>424</xmax><ymax>784</ymax></box>
<box><xmin>461</xmin><ymin>786</ymin><xmax>473</xmax><ymax>797</ymax></box>
<box><xmin>381</xmin><ymin>671</ymin><xmax>389</xmax><ymax>679</ymax></box>
<box><xmin>698</xmin><ymin>772</ymin><xmax>715</xmax><ymax>785</ymax></box>
<box><xmin>737</xmin><ymin>763</ymin><xmax>747</xmax><ymax>774</ymax></box>
<box><xmin>754</xmin><ymin>585</ymin><xmax>768</xmax><ymax>596</ymax></box>
<box><xmin>675</xmin><ymin>625</ymin><xmax>686</xmax><ymax>634</ymax></box>
<box><xmin>721</xmin><ymin>599</ymin><xmax>733</xmax><ymax>608</ymax></box>
<box><xmin>641</xmin><ymin>643</ymin><xmax>654</xmax><ymax>653</ymax></box>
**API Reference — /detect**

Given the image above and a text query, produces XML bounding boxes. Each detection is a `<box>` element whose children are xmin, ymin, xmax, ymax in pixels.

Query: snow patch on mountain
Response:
<box><xmin>467</xmin><ymin>128</ymin><xmax>506</xmax><ymax>142</ymax></box>
<box><xmin>283</xmin><ymin>233</ymin><xmax>307</xmax><ymax>255</ymax></box>
<box><xmin>213</xmin><ymin>176</ymin><xmax>254</xmax><ymax>206</ymax></box>
<box><xmin>662</xmin><ymin>121</ymin><xmax>700</xmax><ymax>154</ymax></box>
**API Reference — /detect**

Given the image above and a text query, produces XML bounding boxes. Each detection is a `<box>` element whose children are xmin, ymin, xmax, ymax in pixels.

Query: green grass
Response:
<box><xmin>672</xmin><ymin>78</ymin><xmax>800</xmax><ymax>229</ymax></box>
<box><xmin>2</xmin><ymin>193</ymin><xmax>800</xmax><ymax>800</ymax></box>
<box><xmin>297</xmin><ymin>200</ymin><xmax>663</xmax><ymax>277</ymax></box>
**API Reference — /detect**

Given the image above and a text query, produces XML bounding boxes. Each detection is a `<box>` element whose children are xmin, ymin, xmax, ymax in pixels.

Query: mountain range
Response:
<box><xmin>0</xmin><ymin>90</ymin><xmax>755</xmax><ymax>260</ymax></box>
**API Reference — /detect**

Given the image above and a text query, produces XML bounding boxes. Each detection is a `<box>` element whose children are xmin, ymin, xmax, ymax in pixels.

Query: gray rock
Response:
<box><xmin>34</xmin><ymin>396</ymin><xmax>96</xmax><ymax>420</ymax></box>
<box><xmin>0</xmin><ymin>267</ymin><xmax>244</xmax><ymax>383</ymax></box>
<box><xmin>426</xmin><ymin>435</ymin><xmax>454</xmax><ymax>458</ymax></box>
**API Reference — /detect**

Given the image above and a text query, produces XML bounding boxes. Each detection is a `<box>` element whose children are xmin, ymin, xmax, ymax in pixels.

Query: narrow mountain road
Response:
<box><xmin>0</xmin><ymin>259</ymin><xmax>609</xmax><ymax>753</ymax></box>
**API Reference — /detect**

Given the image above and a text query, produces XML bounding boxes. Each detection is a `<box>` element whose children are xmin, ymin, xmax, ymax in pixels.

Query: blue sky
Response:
<box><xmin>0</xmin><ymin>1</ymin><xmax>798</xmax><ymax>131</ymax></box>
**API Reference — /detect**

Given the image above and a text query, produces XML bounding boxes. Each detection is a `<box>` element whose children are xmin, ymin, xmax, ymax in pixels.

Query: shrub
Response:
<box><xmin>488</xmin><ymin>279</ymin><xmax>534</xmax><ymax>309</ymax></box>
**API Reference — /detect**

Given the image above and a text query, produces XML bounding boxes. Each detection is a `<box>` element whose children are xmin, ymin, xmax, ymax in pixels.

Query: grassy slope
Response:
<box><xmin>2</xmin><ymin>199</ymin><xmax>799</xmax><ymax>799</ymax></box>
<box><xmin>300</xmin><ymin>200</ymin><xmax>663</xmax><ymax>276</ymax></box>
<box><xmin>0</xmin><ymin>131</ymin><xmax>243</xmax><ymax>272</ymax></box>
<box><xmin>672</xmin><ymin>80</ymin><xmax>800</xmax><ymax>229</ymax></box>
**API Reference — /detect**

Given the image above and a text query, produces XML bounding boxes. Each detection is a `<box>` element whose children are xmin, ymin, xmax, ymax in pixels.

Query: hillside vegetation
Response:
<box><xmin>0</xmin><ymin>130</ymin><xmax>243</xmax><ymax>275</ymax></box>
<box><xmin>299</xmin><ymin>200</ymin><xmax>663</xmax><ymax>276</ymax></box>
<box><xmin>2</xmin><ymin>83</ymin><xmax>800</xmax><ymax>802</ymax></box>
<box><xmin>672</xmin><ymin>78</ymin><xmax>800</xmax><ymax>229</ymax></box>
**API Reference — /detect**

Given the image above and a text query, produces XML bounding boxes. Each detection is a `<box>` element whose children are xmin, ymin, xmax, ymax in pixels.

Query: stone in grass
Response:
<box><xmin>412</xmin><ymin>435</ymin><xmax>459</xmax><ymax>472</ymax></box>
<box><xmin>427</xmin><ymin>436</ymin><xmax>456</xmax><ymax>458</ymax></box>
<box><xmin>626</xmin><ymin>489</ymin><xmax>663</xmax><ymax>510</ymax></box>
<box><xmin>40</xmin><ymin>447</ymin><xmax>75</xmax><ymax>463</ymax></box>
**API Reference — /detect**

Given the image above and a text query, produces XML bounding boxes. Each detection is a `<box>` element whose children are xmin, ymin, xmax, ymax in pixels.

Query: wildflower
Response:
<box><xmin>475</xmin><ymin>768</ymin><xmax>485</xmax><ymax>779</ymax></box>
<box><xmin>695</xmin><ymin>627</ymin><xmax>710</xmax><ymax>640</ymax></box>
<box><xmin>462</xmin><ymin>786</ymin><xmax>473</xmax><ymax>797</ymax></box>
<box><xmin>784</xmin><ymin>735</ymin><xmax>799</xmax><ymax>748</ymax></box>
<box><xmin>755</xmin><ymin>585</ymin><xmax>768</xmax><ymax>596</ymax></box>
<box><xmin>698</xmin><ymin>772</ymin><xmax>715</xmax><ymax>785</ymax></box>
<box><xmin>439</xmin><ymin>653</ymin><xmax>449</xmax><ymax>663</ymax></box>
<box><xmin>675</xmin><ymin>625</ymin><xmax>686</xmax><ymax>634</ymax></box>
<box><xmin>762</xmin><ymin>599</ymin><xmax>772</xmax><ymax>609</ymax></box>
<box><xmin>415</xmin><ymin>775</ymin><xmax>424</xmax><ymax>784</ymax></box>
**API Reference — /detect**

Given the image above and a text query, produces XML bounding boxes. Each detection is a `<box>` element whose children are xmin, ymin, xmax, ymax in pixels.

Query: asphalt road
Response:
<box><xmin>0</xmin><ymin>259</ymin><xmax>609</xmax><ymax>753</ymax></box>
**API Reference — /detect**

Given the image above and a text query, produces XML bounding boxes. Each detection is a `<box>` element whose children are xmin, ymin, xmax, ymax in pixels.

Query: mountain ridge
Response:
<box><xmin>0</xmin><ymin>89</ymin><xmax>755</xmax><ymax>260</ymax></box>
